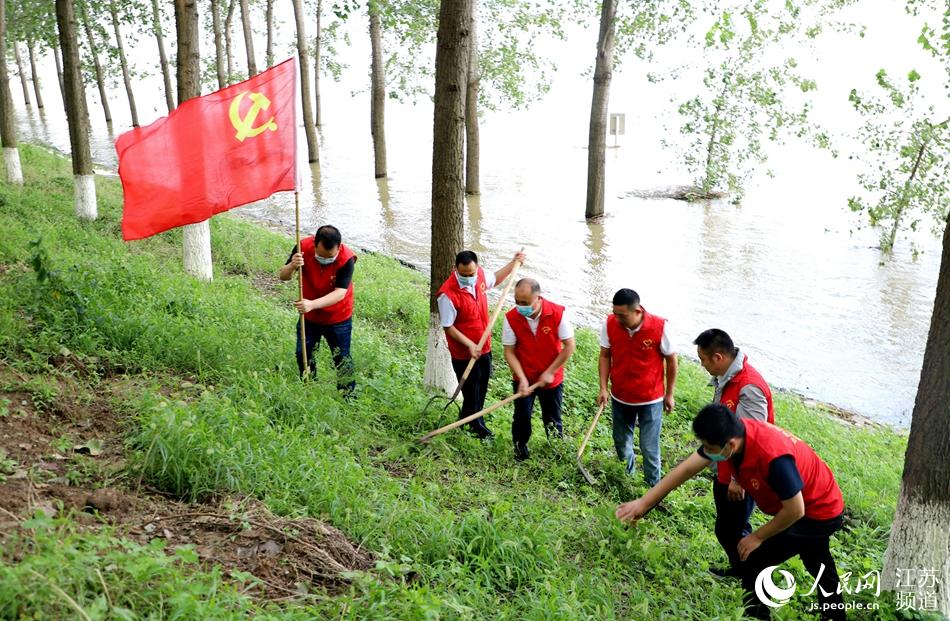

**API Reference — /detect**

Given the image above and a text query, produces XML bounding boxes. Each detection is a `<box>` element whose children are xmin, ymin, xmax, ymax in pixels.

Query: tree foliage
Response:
<box><xmin>848</xmin><ymin>73</ymin><xmax>948</xmax><ymax>254</ymax></box>
<box><xmin>668</xmin><ymin>0</ymin><xmax>832</xmax><ymax>201</ymax></box>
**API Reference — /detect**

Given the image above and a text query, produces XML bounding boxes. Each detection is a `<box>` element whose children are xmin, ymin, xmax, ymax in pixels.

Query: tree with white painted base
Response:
<box><xmin>56</xmin><ymin>0</ymin><xmax>96</xmax><ymax>217</ymax></box>
<box><xmin>882</xmin><ymin>213</ymin><xmax>950</xmax><ymax>616</ymax></box>
<box><xmin>175</xmin><ymin>0</ymin><xmax>213</xmax><ymax>281</ymax></box>
<box><xmin>0</xmin><ymin>0</ymin><xmax>23</xmax><ymax>186</ymax></box>
<box><xmin>424</xmin><ymin>0</ymin><xmax>471</xmax><ymax>396</ymax></box>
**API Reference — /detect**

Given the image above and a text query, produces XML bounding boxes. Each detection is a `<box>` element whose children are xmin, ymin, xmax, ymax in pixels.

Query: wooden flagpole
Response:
<box><xmin>295</xmin><ymin>191</ymin><xmax>309</xmax><ymax>376</ymax></box>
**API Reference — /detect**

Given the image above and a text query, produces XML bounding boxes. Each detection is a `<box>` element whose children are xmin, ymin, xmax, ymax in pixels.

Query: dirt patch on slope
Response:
<box><xmin>0</xmin><ymin>369</ymin><xmax>373</xmax><ymax>600</ymax></box>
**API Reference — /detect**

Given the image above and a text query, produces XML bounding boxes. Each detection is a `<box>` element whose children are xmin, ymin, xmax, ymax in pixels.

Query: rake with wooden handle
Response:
<box><xmin>420</xmin><ymin>382</ymin><xmax>541</xmax><ymax>443</ymax></box>
<box><xmin>576</xmin><ymin>402</ymin><xmax>606</xmax><ymax>484</ymax></box>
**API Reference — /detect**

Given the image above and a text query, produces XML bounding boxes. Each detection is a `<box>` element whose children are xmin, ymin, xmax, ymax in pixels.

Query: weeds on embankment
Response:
<box><xmin>0</xmin><ymin>145</ymin><xmax>930</xmax><ymax>619</ymax></box>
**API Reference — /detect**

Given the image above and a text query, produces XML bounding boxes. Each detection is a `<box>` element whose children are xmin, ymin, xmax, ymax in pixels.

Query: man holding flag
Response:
<box><xmin>279</xmin><ymin>225</ymin><xmax>357</xmax><ymax>396</ymax></box>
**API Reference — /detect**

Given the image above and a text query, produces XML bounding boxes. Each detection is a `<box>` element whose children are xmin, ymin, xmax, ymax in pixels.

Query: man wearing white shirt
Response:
<box><xmin>597</xmin><ymin>288</ymin><xmax>677</xmax><ymax>485</ymax></box>
<box><xmin>502</xmin><ymin>279</ymin><xmax>576</xmax><ymax>461</ymax></box>
<box><xmin>436</xmin><ymin>250</ymin><xmax>525</xmax><ymax>439</ymax></box>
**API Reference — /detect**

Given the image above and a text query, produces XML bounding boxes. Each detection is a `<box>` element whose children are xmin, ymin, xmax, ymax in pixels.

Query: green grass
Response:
<box><xmin>0</xmin><ymin>144</ymin><xmax>929</xmax><ymax>619</ymax></box>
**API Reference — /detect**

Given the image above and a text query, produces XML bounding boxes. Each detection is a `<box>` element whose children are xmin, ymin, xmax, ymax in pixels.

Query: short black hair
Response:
<box><xmin>455</xmin><ymin>250</ymin><xmax>479</xmax><ymax>266</ymax></box>
<box><xmin>693</xmin><ymin>404</ymin><xmax>745</xmax><ymax>447</ymax></box>
<box><xmin>315</xmin><ymin>225</ymin><xmax>342</xmax><ymax>250</ymax></box>
<box><xmin>693</xmin><ymin>329</ymin><xmax>738</xmax><ymax>357</ymax></box>
<box><xmin>612</xmin><ymin>288</ymin><xmax>640</xmax><ymax>307</ymax></box>
<box><xmin>516</xmin><ymin>278</ymin><xmax>541</xmax><ymax>294</ymax></box>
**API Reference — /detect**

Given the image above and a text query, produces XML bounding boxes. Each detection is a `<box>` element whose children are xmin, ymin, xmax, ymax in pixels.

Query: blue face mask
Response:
<box><xmin>316</xmin><ymin>255</ymin><xmax>337</xmax><ymax>265</ymax></box>
<box><xmin>457</xmin><ymin>274</ymin><xmax>477</xmax><ymax>288</ymax></box>
<box><xmin>706</xmin><ymin>444</ymin><xmax>733</xmax><ymax>462</ymax></box>
<box><xmin>516</xmin><ymin>304</ymin><xmax>535</xmax><ymax>317</ymax></box>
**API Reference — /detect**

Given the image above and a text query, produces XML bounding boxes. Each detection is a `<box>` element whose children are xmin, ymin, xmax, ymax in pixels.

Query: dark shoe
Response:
<box><xmin>514</xmin><ymin>443</ymin><xmax>530</xmax><ymax>461</ymax></box>
<box><xmin>469</xmin><ymin>426</ymin><xmax>494</xmax><ymax>440</ymax></box>
<box><xmin>708</xmin><ymin>565</ymin><xmax>742</xmax><ymax>580</ymax></box>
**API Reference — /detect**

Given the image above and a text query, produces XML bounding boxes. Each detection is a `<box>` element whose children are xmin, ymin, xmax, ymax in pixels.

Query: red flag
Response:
<box><xmin>116</xmin><ymin>58</ymin><xmax>297</xmax><ymax>241</ymax></box>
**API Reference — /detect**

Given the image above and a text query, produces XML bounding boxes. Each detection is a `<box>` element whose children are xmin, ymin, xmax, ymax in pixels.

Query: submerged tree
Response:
<box><xmin>369</xmin><ymin>0</ymin><xmax>386</xmax><ymax>178</ymax></box>
<box><xmin>108</xmin><ymin>0</ymin><xmax>140</xmax><ymax>126</ymax></box>
<box><xmin>151</xmin><ymin>0</ymin><xmax>176</xmax><ymax>111</ymax></box>
<box><xmin>292</xmin><ymin>0</ymin><xmax>318</xmax><ymax>162</ymax></box>
<box><xmin>210</xmin><ymin>0</ymin><xmax>227</xmax><ymax>88</ymax></box>
<box><xmin>77</xmin><ymin>1</ymin><xmax>113</xmax><ymax>125</ymax></box>
<box><xmin>669</xmin><ymin>0</ymin><xmax>828</xmax><ymax>203</ymax></box>
<box><xmin>848</xmin><ymin>70</ymin><xmax>948</xmax><ymax>254</ymax></box>
<box><xmin>584</xmin><ymin>0</ymin><xmax>617</xmax><ymax>220</ymax></box>
<box><xmin>238</xmin><ymin>0</ymin><xmax>256</xmax><ymax>75</ymax></box>
<box><xmin>585</xmin><ymin>0</ymin><xmax>695</xmax><ymax>218</ymax></box>
<box><xmin>12</xmin><ymin>42</ymin><xmax>32</xmax><ymax>106</ymax></box>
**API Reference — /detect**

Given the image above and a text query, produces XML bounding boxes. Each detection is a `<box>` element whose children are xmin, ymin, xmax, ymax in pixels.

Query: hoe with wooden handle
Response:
<box><xmin>420</xmin><ymin>382</ymin><xmax>542</xmax><ymax>443</ymax></box>
<box><xmin>576</xmin><ymin>402</ymin><xmax>606</xmax><ymax>484</ymax></box>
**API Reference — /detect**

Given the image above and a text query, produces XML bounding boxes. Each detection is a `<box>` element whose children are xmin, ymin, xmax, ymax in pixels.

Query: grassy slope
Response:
<box><xmin>0</xmin><ymin>145</ymin><xmax>923</xmax><ymax>620</ymax></box>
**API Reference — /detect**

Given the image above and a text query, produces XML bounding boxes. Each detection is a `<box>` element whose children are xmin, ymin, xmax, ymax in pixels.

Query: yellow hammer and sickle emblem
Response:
<box><xmin>229</xmin><ymin>91</ymin><xmax>278</xmax><ymax>142</ymax></box>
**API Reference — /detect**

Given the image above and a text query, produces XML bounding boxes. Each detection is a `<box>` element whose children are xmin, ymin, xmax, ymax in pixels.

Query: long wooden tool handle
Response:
<box><xmin>421</xmin><ymin>382</ymin><xmax>541</xmax><ymax>443</ymax></box>
<box><xmin>577</xmin><ymin>402</ymin><xmax>606</xmax><ymax>460</ymax></box>
<box><xmin>474</xmin><ymin>246</ymin><xmax>525</xmax><ymax>351</ymax></box>
<box><xmin>295</xmin><ymin>191</ymin><xmax>309</xmax><ymax>376</ymax></box>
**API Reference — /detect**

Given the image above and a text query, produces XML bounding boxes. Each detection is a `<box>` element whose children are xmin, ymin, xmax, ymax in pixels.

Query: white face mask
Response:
<box><xmin>316</xmin><ymin>254</ymin><xmax>337</xmax><ymax>265</ymax></box>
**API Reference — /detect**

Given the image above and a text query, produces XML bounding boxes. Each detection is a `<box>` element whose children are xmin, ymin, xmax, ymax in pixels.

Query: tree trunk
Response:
<box><xmin>56</xmin><ymin>0</ymin><xmax>96</xmax><ymax>217</ymax></box>
<box><xmin>210</xmin><ymin>0</ymin><xmax>226</xmax><ymax>88</ymax></box>
<box><xmin>239</xmin><ymin>0</ymin><xmax>257</xmax><ymax>76</ymax></box>
<box><xmin>13</xmin><ymin>42</ymin><xmax>31</xmax><ymax>107</ymax></box>
<box><xmin>314</xmin><ymin>0</ymin><xmax>322</xmax><ymax>126</ymax></box>
<box><xmin>369</xmin><ymin>1</ymin><xmax>386</xmax><ymax>178</ymax></box>
<box><xmin>464</xmin><ymin>0</ymin><xmax>479</xmax><ymax>195</ymax></box>
<box><xmin>584</xmin><ymin>0</ymin><xmax>616</xmax><ymax>220</ymax></box>
<box><xmin>80</xmin><ymin>9</ymin><xmax>112</xmax><ymax>125</ymax></box>
<box><xmin>175</xmin><ymin>0</ymin><xmax>212</xmax><ymax>281</ymax></box>
<box><xmin>425</xmin><ymin>0</ymin><xmax>471</xmax><ymax>394</ymax></box>
<box><xmin>151</xmin><ymin>0</ymin><xmax>175</xmax><ymax>112</ymax></box>
<box><xmin>53</xmin><ymin>45</ymin><xmax>67</xmax><ymax>112</ymax></box>
<box><xmin>292</xmin><ymin>0</ymin><xmax>318</xmax><ymax>163</ymax></box>
<box><xmin>109</xmin><ymin>8</ymin><xmax>138</xmax><ymax>127</ymax></box>
<box><xmin>25</xmin><ymin>41</ymin><xmax>44</xmax><ymax>109</ymax></box>
<box><xmin>224</xmin><ymin>0</ymin><xmax>235</xmax><ymax>81</ymax></box>
<box><xmin>0</xmin><ymin>0</ymin><xmax>23</xmax><ymax>185</ymax></box>
<box><xmin>882</xmin><ymin>215</ymin><xmax>950</xmax><ymax>617</ymax></box>
<box><xmin>701</xmin><ymin>80</ymin><xmax>728</xmax><ymax>195</ymax></box>
<box><xmin>884</xmin><ymin>134</ymin><xmax>931</xmax><ymax>253</ymax></box>
<box><xmin>265</xmin><ymin>0</ymin><xmax>273</xmax><ymax>67</ymax></box>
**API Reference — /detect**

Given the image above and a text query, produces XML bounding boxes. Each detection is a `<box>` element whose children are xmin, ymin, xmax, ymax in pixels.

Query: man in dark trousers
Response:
<box><xmin>502</xmin><ymin>278</ymin><xmax>576</xmax><ymax>461</ymax></box>
<box><xmin>437</xmin><ymin>249</ymin><xmax>525</xmax><ymax>439</ymax></box>
<box><xmin>279</xmin><ymin>224</ymin><xmax>357</xmax><ymax>396</ymax></box>
<box><xmin>616</xmin><ymin>405</ymin><xmax>847</xmax><ymax>621</ymax></box>
<box><xmin>694</xmin><ymin>328</ymin><xmax>775</xmax><ymax>579</ymax></box>
<box><xmin>597</xmin><ymin>288</ymin><xmax>677</xmax><ymax>486</ymax></box>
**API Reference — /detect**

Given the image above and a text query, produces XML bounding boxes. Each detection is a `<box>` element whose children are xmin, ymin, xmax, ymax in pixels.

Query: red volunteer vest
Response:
<box><xmin>606</xmin><ymin>309</ymin><xmax>666</xmax><ymax>404</ymax></box>
<box><xmin>505</xmin><ymin>298</ymin><xmax>566</xmax><ymax>387</ymax></box>
<box><xmin>437</xmin><ymin>267</ymin><xmax>491</xmax><ymax>360</ymax></box>
<box><xmin>299</xmin><ymin>238</ymin><xmax>356</xmax><ymax>325</ymax></box>
<box><xmin>719</xmin><ymin>419</ymin><xmax>844</xmax><ymax>521</ymax></box>
<box><xmin>719</xmin><ymin>355</ymin><xmax>775</xmax><ymax>424</ymax></box>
